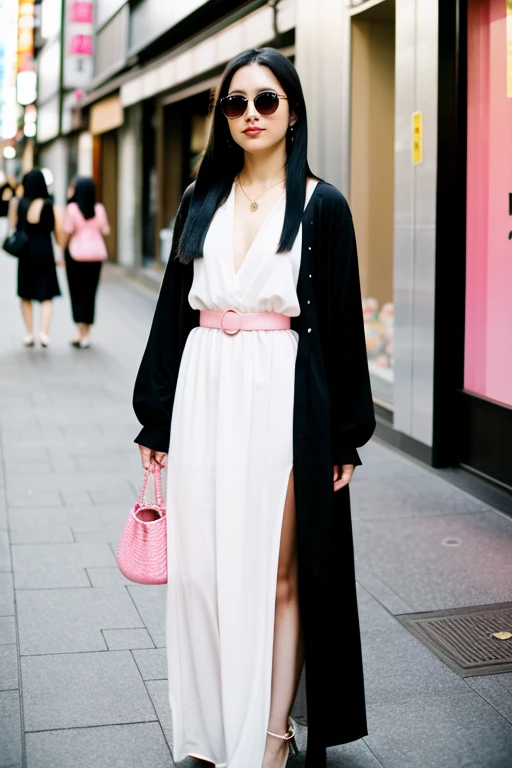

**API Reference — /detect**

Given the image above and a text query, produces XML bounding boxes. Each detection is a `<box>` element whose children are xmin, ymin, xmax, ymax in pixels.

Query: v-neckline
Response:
<box><xmin>231</xmin><ymin>183</ymin><xmax>286</xmax><ymax>280</ymax></box>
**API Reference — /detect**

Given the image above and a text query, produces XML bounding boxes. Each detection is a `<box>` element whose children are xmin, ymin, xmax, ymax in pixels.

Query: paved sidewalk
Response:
<box><xmin>0</xmin><ymin>254</ymin><xmax>511</xmax><ymax>768</ymax></box>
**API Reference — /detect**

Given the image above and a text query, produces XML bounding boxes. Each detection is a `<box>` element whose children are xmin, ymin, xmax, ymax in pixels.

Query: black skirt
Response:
<box><xmin>17</xmin><ymin>201</ymin><xmax>61</xmax><ymax>303</ymax></box>
<box><xmin>65</xmin><ymin>250</ymin><xmax>102</xmax><ymax>325</ymax></box>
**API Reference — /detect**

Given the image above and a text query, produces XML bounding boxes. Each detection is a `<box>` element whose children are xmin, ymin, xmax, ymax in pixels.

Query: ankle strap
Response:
<box><xmin>267</xmin><ymin>722</ymin><xmax>296</xmax><ymax>741</ymax></box>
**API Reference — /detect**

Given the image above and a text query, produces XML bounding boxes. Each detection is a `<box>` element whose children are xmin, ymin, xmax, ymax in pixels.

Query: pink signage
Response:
<box><xmin>70</xmin><ymin>2</ymin><xmax>93</xmax><ymax>24</ymax></box>
<box><xmin>68</xmin><ymin>34</ymin><xmax>93</xmax><ymax>56</ymax></box>
<box><xmin>465</xmin><ymin>0</ymin><xmax>512</xmax><ymax>408</ymax></box>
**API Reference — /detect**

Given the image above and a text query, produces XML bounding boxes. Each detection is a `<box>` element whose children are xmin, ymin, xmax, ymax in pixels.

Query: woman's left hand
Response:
<box><xmin>333</xmin><ymin>464</ymin><xmax>355</xmax><ymax>491</ymax></box>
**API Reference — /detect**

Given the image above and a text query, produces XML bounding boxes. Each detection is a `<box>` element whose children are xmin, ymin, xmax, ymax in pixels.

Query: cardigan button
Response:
<box><xmin>307</xmin><ymin>300</ymin><xmax>311</xmax><ymax>304</ymax></box>
<box><xmin>308</xmin><ymin>328</ymin><xmax>312</xmax><ymax>333</ymax></box>
<box><xmin>308</xmin><ymin>246</ymin><xmax>312</xmax><ymax>251</ymax></box>
<box><xmin>309</xmin><ymin>274</ymin><xmax>312</xmax><ymax>278</ymax></box>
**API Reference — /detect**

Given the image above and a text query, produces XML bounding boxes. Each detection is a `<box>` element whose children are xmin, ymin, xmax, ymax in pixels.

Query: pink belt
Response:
<box><xmin>200</xmin><ymin>309</ymin><xmax>291</xmax><ymax>336</ymax></box>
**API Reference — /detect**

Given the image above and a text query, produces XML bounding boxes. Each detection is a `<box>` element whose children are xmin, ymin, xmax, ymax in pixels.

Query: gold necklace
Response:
<box><xmin>236</xmin><ymin>175</ymin><xmax>285</xmax><ymax>212</ymax></box>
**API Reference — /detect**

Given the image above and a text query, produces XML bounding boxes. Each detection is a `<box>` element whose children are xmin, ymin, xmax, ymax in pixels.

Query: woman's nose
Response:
<box><xmin>245</xmin><ymin>99</ymin><xmax>259</xmax><ymax>120</ymax></box>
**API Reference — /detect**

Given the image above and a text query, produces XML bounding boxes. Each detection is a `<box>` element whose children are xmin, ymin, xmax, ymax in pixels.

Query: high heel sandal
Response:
<box><xmin>267</xmin><ymin>719</ymin><xmax>299</xmax><ymax>766</ymax></box>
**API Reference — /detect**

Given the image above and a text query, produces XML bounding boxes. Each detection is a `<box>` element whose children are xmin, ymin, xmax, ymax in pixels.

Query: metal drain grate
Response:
<box><xmin>397</xmin><ymin>602</ymin><xmax>512</xmax><ymax>677</ymax></box>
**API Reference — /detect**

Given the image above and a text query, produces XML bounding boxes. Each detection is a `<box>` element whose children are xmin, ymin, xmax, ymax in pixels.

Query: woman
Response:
<box><xmin>133</xmin><ymin>48</ymin><xmax>375</xmax><ymax>768</ymax></box>
<box><xmin>0</xmin><ymin>173</ymin><xmax>15</xmax><ymax>242</ymax></box>
<box><xmin>9</xmin><ymin>169</ymin><xmax>62</xmax><ymax>348</ymax></box>
<box><xmin>64</xmin><ymin>176</ymin><xmax>110</xmax><ymax>348</ymax></box>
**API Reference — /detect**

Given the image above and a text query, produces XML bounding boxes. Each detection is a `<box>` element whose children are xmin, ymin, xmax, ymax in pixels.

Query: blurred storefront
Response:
<box><xmin>434</xmin><ymin>0</ymin><xmax>512</xmax><ymax>496</ymax></box>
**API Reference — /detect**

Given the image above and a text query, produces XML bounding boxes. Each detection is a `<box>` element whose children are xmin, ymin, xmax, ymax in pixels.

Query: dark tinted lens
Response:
<box><xmin>221</xmin><ymin>95</ymin><xmax>247</xmax><ymax>119</ymax></box>
<box><xmin>254</xmin><ymin>92</ymin><xmax>279</xmax><ymax>115</ymax></box>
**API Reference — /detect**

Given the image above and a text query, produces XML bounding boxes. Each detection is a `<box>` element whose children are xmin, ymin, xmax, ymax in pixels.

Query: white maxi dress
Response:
<box><xmin>166</xmin><ymin>180</ymin><xmax>318</xmax><ymax>768</ymax></box>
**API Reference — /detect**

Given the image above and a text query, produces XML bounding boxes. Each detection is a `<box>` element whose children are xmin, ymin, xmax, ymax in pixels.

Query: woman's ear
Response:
<box><xmin>289</xmin><ymin>111</ymin><xmax>298</xmax><ymax>128</ymax></box>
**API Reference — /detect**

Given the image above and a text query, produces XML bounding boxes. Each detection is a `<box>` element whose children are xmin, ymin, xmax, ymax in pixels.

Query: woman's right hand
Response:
<box><xmin>139</xmin><ymin>445</ymin><xmax>167</xmax><ymax>470</ymax></box>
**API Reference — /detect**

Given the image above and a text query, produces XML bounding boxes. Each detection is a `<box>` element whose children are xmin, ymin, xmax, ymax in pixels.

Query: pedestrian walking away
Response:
<box><xmin>64</xmin><ymin>176</ymin><xmax>110</xmax><ymax>349</ymax></box>
<box><xmin>7</xmin><ymin>169</ymin><xmax>65</xmax><ymax>348</ymax></box>
<box><xmin>0</xmin><ymin>172</ymin><xmax>15</xmax><ymax>243</ymax></box>
<box><xmin>133</xmin><ymin>47</ymin><xmax>375</xmax><ymax>768</ymax></box>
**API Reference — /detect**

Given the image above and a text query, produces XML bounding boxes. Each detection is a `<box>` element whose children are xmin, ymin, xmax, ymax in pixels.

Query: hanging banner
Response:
<box><xmin>16</xmin><ymin>0</ymin><xmax>37</xmax><ymax>106</ymax></box>
<box><xmin>63</xmin><ymin>0</ymin><xmax>94</xmax><ymax>89</ymax></box>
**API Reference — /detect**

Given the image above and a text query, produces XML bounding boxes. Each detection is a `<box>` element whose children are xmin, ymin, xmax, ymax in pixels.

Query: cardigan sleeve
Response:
<box><xmin>324</xmin><ymin>190</ymin><xmax>376</xmax><ymax>467</ymax></box>
<box><xmin>132</xmin><ymin>186</ymin><xmax>193</xmax><ymax>452</ymax></box>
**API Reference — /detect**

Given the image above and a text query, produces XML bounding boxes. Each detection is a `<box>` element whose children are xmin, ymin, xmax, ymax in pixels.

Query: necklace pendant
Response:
<box><xmin>250</xmin><ymin>201</ymin><xmax>258</xmax><ymax>212</ymax></box>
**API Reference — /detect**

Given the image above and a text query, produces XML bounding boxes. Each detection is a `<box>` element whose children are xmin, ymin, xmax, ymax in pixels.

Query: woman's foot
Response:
<box><xmin>262</xmin><ymin>733</ymin><xmax>291</xmax><ymax>768</ymax></box>
<box><xmin>71</xmin><ymin>338</ymin><xmax>81</xmax><ymax>348</ymax></box>
<box><xmin>39</xmin><ymin>332</ymin><xmax>50</xmax><ymax>348</ymax></box>
<box><xmin>79</xmin><ymin>336</ymin><xmax>90</xmax><ymax>349</ymax></box>
<box><xmin>23</xmin><ymin>334</ymin><xmax>34</xmax><ymax>347</ymax></box>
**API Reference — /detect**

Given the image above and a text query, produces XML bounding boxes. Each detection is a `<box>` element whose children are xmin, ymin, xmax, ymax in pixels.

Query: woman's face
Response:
<box><xmin>224</xmin><ymin>64</ymin><xmax>296</xmax><ymax>154</ymax></box>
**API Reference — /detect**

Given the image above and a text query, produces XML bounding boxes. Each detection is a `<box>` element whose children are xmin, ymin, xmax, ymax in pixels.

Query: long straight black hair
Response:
<box><xmin>22</xmin><ymin>169</ymin><xmax>50</xmax><ymax>201</ymax></box>
<box><xmin>72</xmin><ymin>177</ymin><xmax>96</xmax><ymax>220</ymax></box>
<box><xmin>177</xmin><ymin>47</ymin><xmax>316</xmax><ymax>263</ymax></box>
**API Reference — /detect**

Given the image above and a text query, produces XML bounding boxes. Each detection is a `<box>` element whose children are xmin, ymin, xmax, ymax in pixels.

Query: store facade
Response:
<box><xmin>432</xmin><ymin>0</ymin><xmax>512</xmax><ymax>502</ymax></box>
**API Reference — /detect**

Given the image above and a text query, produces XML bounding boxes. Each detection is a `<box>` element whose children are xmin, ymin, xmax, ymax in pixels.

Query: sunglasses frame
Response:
<box><xmin>219</xmin><ymin>90</ymin><xmax>289</xmax><ymax>119</ymax></box>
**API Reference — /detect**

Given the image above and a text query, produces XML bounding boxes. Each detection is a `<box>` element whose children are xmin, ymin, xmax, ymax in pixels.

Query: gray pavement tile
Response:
<box><xmin>0</xmin><ymin>489</ymin><xmax>7</xmax><ymax>532</ymax></box>
<box><xmin>0</xmin><ymin>645</ymin><xmax>18</xmax><ymax>690</ymax></box>
<box><xmin>4</xmin><ymin>459</ymin><xmax>53</xmax><ymax>476</ymax></box>
<box><xmin>61</xmin><ymin>490</ymin><xmax>93</xmax><ymax>505</ymax></box>
<box><xmin>103</xmin><ymin>628</ymin><xmax>155</xmax><ymax>650</ymax></box>
<box><xmin>327</xmin><ymin>740</ymin><xmax>384</xmax><ymax>768</ymax></box>
<box><xmin>466</xmin><ymin>673</ymin><xmax>512</xmax><ymax>724</ymax></box>
<box><xmin>2</xmin><ymin>425</ymin><xmax>65</xmax><ymax>444</ymax></box>
<box><xmin>12</xmin><ymin>541</ymin><xmax>116</xmax><ymax>589</ymax></box>
<box><xmin>356</xmin><ymin>583</ymin><xmax>407</xmax><ymax>633</ymax></box>
<box><xmin>7</xmin><ymin>470</ymin><xmax>135</xmax><ymax>494</ymax></box>
<box><xmin>351</xmin><ymin>469</ymin><xmax>489</xmax><ymax>520</ymax></box>
<box><xmin>22</xmin><ymin>651</ymin><xmax>157</xmax><ymax>731</ymax></box>
<box><xmin>0</xmin><ymin>616</ymin><xmax>16</xmax><ymax>644</ymax></box>
<box><xmin>0</xmin><ymin>690</ymin><xmax>22</xmax><ymax>768</ymax></box>
<box><xmin>86</xmin><ymin>566</ymin><xmax>134</xmax><ymax>587</ymax></box>
<box><xmin>17</xmin><ymin>587</ymin><xmax>144</xmax><ymax>655</ymax></box>
<box><xmin>145</xmin><ymin>679</ymin><xmax>173</xmax><ymax>753</ymax></box>
<box><xmin>26</xmin><ymin>722</ymin><xmax>173</xmax><ymax>768</ymax></box>
<box><xmin>132</xmin><ymin>648</ymin><xmax>168</xmax><ymax>680</ymax></box>
<box><xmin>365</xmin><ymin>686</ymin><xmax>512</xmax><ymax>768</ymax></box>
<box><xmin>4</xmin><ymin>446</ymin><xmax>50</xmax><ymax>463</ymax></box>
<box><xmin>7</xmin><ymin>488</ymin><xmax>63</xmax><ymax>508</ymax></box>
<box><xmin>353</xmin><ymin>511</ymin><xmax>512</xmax><ymax>612</ymax></box>
<box><xmin>0</xmin><ymin>531</ymin><xmax>11</xmax><ymax>571</ymax></box>
<box><xmin>72</xmin><ymin>525</ymin><xmax>124</xmax><ymax>545</ymax></box>
<box><xmin>9</xmin><ymin>524</ymin><xmax>74</xmax><ymax>544</ymax></box>
<box><xmin>46</xmin><ymin>448</ymin><xmax>77</xmax><ymax>472</ymax></box>
<box><xmin>355</xmin><ymin>559</ymin><xmax>412</xmax><ymax>616</ymax></box>
<box><xmin>89</xmin><ymin>484</ymin><xmax>137</xmax><ymax>506</ymax></box>
<box><xmin>128</xmin><ymin>585</ymin><xmax>167</xmax><ymax>647</ymax></box>
<box><xmin>8</xmin><ymin>505</ymin><xmax>104</xmax><ymax>531</ymax></box>
<box><xmin>0</xmin><ymin>572</ymin><xmax>14</xmax><ymax>616</ymax></box>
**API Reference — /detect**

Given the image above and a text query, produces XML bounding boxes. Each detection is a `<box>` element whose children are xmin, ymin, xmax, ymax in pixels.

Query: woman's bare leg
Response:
<box><xmin>78</xmin><ymin>322</ymin><xmax>90</xmax><ymax>340</ymax></box>
<box><xmin>40</xmin><ymin>300</ymin><xmax>53</xmax><ymax>335</ymax></box>
<box><xmin>20</xmin><ymin>300</ymin><xmax>33</xmax><ymax>335</ymax></box>
<box><xmin>263</xmin><ymin>469</ymin><xmax>302</xmax><ymax>768</ymax></box>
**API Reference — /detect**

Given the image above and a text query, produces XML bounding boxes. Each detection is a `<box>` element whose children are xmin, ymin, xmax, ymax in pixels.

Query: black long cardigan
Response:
<box><xmin>133</xmin><ymin>179</ymin><xmax>376</xmax><ymax>766</ymax></box>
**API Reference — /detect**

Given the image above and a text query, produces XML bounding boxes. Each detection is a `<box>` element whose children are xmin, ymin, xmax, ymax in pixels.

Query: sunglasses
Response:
<box><xmin>220</xmin><ymin>91</ymin><xmax>288</xmax><ymax>119</ymax></box>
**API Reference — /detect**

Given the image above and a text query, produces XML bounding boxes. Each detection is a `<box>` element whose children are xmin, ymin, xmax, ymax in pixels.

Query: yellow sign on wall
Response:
<box><xmin>412</xmin><ymin>111</ymin><xmax>423</xmax><ymax>165</ymax></box>
<box><xmin>507</xmin><ymin>0</ymin><xmax>512</xmax><ymax>97</ymax></box>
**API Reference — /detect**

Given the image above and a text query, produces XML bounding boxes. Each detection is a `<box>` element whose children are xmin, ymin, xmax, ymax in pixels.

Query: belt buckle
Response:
<box><xmin>220</xmin><ymin>308</ymin><xmax>241</xmax><ymax>335</ymax></box>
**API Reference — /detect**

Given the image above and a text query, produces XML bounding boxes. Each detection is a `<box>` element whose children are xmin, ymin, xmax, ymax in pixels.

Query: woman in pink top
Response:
<box><xmin>64</xmin><ymin>177</ymin><xmax>110</xmax><ymax>348</ymax></box>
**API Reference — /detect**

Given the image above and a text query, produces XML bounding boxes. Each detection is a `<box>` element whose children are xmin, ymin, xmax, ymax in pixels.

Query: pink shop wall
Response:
<box><xmin>465</xmin><ymin>0</ymin><xmax>512</xmax><ymax>408</ymax></box>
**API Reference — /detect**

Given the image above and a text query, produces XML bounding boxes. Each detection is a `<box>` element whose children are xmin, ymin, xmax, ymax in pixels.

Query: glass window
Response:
<box><xmin>465</xmin><ymin>0</ymin><xmax>512</xmax><ymax>408</ymax></box>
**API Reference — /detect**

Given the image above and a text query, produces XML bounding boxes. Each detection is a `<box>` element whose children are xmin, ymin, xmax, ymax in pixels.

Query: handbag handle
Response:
<box><xmin>138</xmin><ymin>465</ymin><xmax>165</xmax><ymax>507</ymax></box>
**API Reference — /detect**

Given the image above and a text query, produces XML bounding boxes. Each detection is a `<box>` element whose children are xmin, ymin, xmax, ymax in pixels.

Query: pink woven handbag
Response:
<box><xmin>116</xmin><ymin>465</ymin><xmax>168</xmax><ymax>584</ymax></box>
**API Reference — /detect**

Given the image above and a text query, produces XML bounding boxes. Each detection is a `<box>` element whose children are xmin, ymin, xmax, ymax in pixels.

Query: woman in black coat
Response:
<box><xmin>133</xmin><ymin>48</ymin><xmax>375</xmax><ymax>768</ymax></box>
<box><xmin>9</xmin><ymin>170</ymin><xmax>63</xmax><ymax>348</ymax></box>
